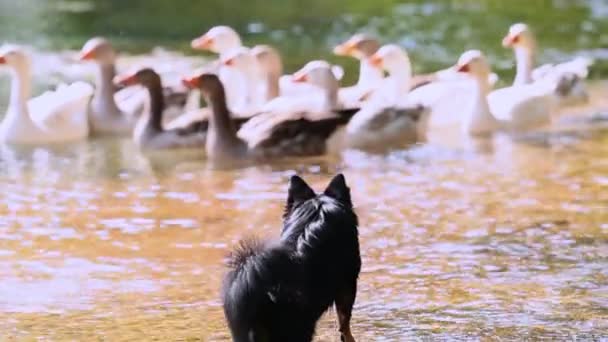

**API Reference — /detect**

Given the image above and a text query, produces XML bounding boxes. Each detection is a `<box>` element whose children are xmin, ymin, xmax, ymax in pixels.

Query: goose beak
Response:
<box><xmin>369</xmin><ymin>53</ymin><xmax>383</xmax><ymax>68</ymax></box>
<box><xmin>78</xmin><ymin>49</ymin><xmax>95</xmax><ymax>61</ymax></box>
<box><xmin>182</xmin><ymin>75</ymin><xmax>200</xmax><ymax>89</ymax></box>
<box><xmin>191</xmin><ymin>35</ymin><xmax>213</xmax><ymax>50</ymax></box>
<box><xmin>502</xmin><ymin>34</ymin><xmax>518</xmax><ymax>48</ymax></box>
<box><xmin>456</xmin><ymin>63</ymin><xmax>470</xmax><ymax>73</ymax></box>
<box><xmin>113</xmin><ymin>73</ymin><xmax>138</xmax><ymax>87</ymax></box>
<box><xmin>333</xmin><ymin>42</ymin><xmax>356</xmax><ymax>57</ymax></box>
<box><xmin>292</xmin><ymin>72</ymin><xmax>308</xmax><ymax>83</ymax></box>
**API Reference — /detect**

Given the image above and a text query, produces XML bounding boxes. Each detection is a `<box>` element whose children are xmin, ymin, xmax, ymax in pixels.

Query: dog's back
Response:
<box><xmin>223</xmin><ymin>174</ymin><xmax>361</xmax><ymax>342</ymax></box>
<box><xmin>223</xmin><ymin>238</ymin><xmax>318</xmax><ymax>342</ymax></box>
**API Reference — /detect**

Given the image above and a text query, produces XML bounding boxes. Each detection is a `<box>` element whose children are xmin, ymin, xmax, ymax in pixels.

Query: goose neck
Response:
<box><xmin>513</xmin><ymin>47</ymin><xmax>535</xmax><ymax>86</ymax></box>
<box><xmin>321</xmin><ymin>80</ymin><xmax>339</xmax><ymax>111</ymax></box>
<box><xmin>142</xmin><ymin>79</ymin><xmax>165</xmax><ymax>132</ymax></box>
<box><xmin>265</xmin><ymin>72</ymin><xmax>280</xmax><ymax>101</ymax></box>
<box><xmin>8</xmin><ymin>66</ymin><xmax>31</xmax><ymax>112</ymax></box>
<box><xmin>95</xmin><ymin>63</ymin><xmax>121</xmax><ymax>114</ymax></box>
<box><xmin>358</xmin><ymin>59</ymin><xmax>383</xmax><ymax>87</ymax></box>
<box><xmin>206</xmin><ymin>87</ymin><xmax>241</xmax><ymax>146</ymax></box>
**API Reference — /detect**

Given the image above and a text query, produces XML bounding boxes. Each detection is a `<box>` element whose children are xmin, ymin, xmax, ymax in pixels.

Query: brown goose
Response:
<box><xmin>115</xmin><ymin>68</ymin><xmax>254</xmax><ymax>151</ymax></box>
<box><xmin>114</xmin><ymin>68</ymin><xmax>208</xmax><ymax>150</ymax></box>
<box><xmin>182</xmin><ymin>64</ymin><xmax>357</xmax><ymax>162</ymax></box>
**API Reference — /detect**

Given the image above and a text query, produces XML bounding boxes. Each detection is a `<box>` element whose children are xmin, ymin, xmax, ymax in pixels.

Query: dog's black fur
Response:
<box><xmin>222</xmin><ymin>174</ymin><xmax>361</xmax><ymax>342</ymax></box>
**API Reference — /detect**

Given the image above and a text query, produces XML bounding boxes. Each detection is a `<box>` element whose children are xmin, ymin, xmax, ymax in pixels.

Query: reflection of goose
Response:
<box><xmin>0</xmin><ymin>46</ymin><xmax>93</xmax><ymax>144</ymax></box>
<box><xmin>502</xmin><ymin>23</ymin><xmax>593</xmax><ymax>107</ymax></box>
<box><xmin>454</xmin><ymin>50</ymin><xmax>553</xmax><ymax>135</ymax></box>
<box><xmin>79</xmin><ymin>38</ymin><xmax>188</xmax><ymax>135</ymax></box>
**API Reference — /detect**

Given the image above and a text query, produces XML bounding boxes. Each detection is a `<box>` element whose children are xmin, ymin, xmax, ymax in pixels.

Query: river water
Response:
<box><xmin>0</xmin><ymin>0</ymin><xmax>607</xmax><ymax>340</ymax></box>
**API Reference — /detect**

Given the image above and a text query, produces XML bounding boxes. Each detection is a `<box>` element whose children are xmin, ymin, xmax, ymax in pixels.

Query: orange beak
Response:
<box><xmin>191</xmin><ymin>35</ymin><xmax>214</xmax><ymax>50</ymax></box>
<box><xmin>333</xmin><ymin>41</ymin><xmax>356</xmax><ymax>57</ymax></box>
<box><xmin>456</xmin><ymin>63</ymin><xmax>470</xmax><ymax>73</ymax></box>
<box><xmin>502</xmin><ymin>34</ymin><xmax>519</xmax><ymax>48</ymax></box>
<box><xmin>369</xmin><ymin>53</ymin><xmax>383</xmax><ymax>68</ymax></box>
<box><xmin>78</xmin><ymin>48</ymin><xmax>96</xmax><ymax>61</ymax></box>
<box><xmin>182</xmin><ymin>75</ymin><xmax>200</xmax><ymax>89</ymax></box>
<box><xmin>292</xmin><ymin>72</ymin><xmax>308</xmax><ymax>83</ymax></box>
<box><xmin>0</xmin><ymin>55</ymin><xmax>6</xmax><ymax>64</ymax></box>
<box><xmin>113</xmin><ymin>73</ymin><xmax>138</xmax><ymax>87</ymax></box>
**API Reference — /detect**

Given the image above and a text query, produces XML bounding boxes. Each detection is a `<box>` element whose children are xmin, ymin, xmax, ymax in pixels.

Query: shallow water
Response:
<box><xmin>1</xmin><ymin>0</ymin><xmax>608</xmax><ymax>340</ymax></box>
<box><xmin>0</xmin><ymin>84</ymin><xmax>606</xmax><ymax>340</ymax></box>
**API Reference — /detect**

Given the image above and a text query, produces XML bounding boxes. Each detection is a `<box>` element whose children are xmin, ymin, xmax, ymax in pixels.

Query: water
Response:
<box><xmin>0</xmin><ymin>0</ymin><xmax>608</xmax><ymax>340</ymax></box>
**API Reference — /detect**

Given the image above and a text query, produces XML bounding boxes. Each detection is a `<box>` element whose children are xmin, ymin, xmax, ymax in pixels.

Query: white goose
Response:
<box><xmin>368</xmin><ymin>44</ymin><xmax>501</xmax><ymax>129</ymax></box>
<box><xmin>0</xmin><ymin>45</ymin><xmax>93</xmax><ymax>144</ymax></box>
<box><xmin>191</xmin><ymin>26</ymin><xmax>335</xmax><ymax>105</ymax></box>
<box><xmin>225</xmin><ymin>48</ymin><xmax>331</xmax><ymax>114</ymax></box>
<box><xmin>333</xmin><ymin>34</ymin><xmax>385</xmax><ymax>108</ymax></box>
<box><xmin>343</xmin><ymin>45</ymin><xmax>430</xmax><ymax>150</ymax></box>
<box><xmin>79</xmin><ymin>38</ymin><xmax>142</xmax><ymax>135</ymax></box>
<box><xmin>250</xmin><ymin>45</ymin><xmax>327</xmax><ymax>103</ymax></box>
<box><xmin>503</xmin><ymin>23</ymin><xmax>593</xmax><ymax>106</ymax></box>
<box><xmin>191</xmin><ymin>26</ymin><xmax>247</xmax><ymax>112</ymax></box>
<box><xmin>454</xmin><ymin>50</ymin><xmax>554</xmax><ymax>135</ymax></box>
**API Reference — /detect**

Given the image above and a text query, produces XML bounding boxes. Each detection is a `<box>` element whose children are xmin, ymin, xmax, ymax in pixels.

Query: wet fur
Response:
<box><xmin>223</xmin><ymin>174</ymin><xmax>361</xmax><ymax>342</ymax></box>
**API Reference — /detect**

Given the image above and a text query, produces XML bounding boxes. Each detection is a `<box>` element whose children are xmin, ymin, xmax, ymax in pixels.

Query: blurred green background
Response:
<box><xmin>0</xmin><ymin>0</ymin><xmax>606</xmax><ymax>80</ymax></box>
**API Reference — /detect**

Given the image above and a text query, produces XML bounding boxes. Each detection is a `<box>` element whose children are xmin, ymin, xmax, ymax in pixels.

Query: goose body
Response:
<box><xmin>454</xmin><ymin>50</ymin><xmax>553</xmax><ymax>135</ymax></box>
<box><xmin>191</xmin><ymin>26</ymin><xmax>263</xmax><ymax>112</ymax></box>
<box><xmin>192</xmin><ymin>26</ymin><xmax>326</xmax><ymax>108</ymax></box>
<box><xmin>115</xmin><ymin>68</ymin><xmax>207</xmax><ymax>150</ymax></box>
<box><xmin>0</xmin><ymin>46</ymin><xmax>92</xmax><ymax>144</ymax></box>
<box><xmin>503</xmin><ymin>23</ymin><xmax>593</xmax><ymax>107</ymax></box>
<box><xmin>333</xmin><ymin>34</ymin><xmax>385</xmax><ymax>108</ymax></box>
<box><xmin>343</xmin><ymin>45</ymin><xmax>430</xmax><ymax>149</ymax></box>
<box><xmin>183</xmin><ymin>62</ymin><xmax>354</xmax><ymax>163</ymax></box>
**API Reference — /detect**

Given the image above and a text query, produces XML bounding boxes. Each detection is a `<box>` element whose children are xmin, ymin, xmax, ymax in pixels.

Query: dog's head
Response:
<box><xmin>284</xmin><ymin>174</ymin><xmax>352</xmax><ymax>220</ymax></box>
<box><xmin>281</xmin><ymin>174</ymin><xmax>358</xmax><ymax>254</ymax></box>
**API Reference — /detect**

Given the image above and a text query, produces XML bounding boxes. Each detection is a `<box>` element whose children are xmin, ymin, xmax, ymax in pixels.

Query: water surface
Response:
<box><xmin>0</xmin><ymin>0</ymin><xmax>607</xmax><ymax>340</ymax></box>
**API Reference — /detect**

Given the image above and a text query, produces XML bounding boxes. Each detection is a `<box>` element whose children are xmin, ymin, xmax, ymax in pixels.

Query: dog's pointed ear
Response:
<box><xmin>324</xmin><ymin>174</ymin><xmax>352</xmax><ymax>206</ymax></box>
<box><xmin>286</xmin><ymin>175</ymin><xmax>316</xmax><ymax>209</ymax></box>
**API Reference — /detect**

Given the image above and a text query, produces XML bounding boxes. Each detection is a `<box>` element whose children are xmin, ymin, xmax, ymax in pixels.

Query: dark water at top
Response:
<box><xmin>1</xmin><ymin>0</ymin><xmax>607</xmax><ymax>79</ymax></box>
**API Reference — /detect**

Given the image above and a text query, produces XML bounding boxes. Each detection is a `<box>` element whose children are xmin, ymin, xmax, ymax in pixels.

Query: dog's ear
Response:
<box><xmin>285</xmin><ymin>175</ymin><xmax>316</xmax><ymax>214</ymax></box>
<box><xmin>324</xmin><ymin>174</ymin><xmax>352</xmax><ymax>207</ymax></box>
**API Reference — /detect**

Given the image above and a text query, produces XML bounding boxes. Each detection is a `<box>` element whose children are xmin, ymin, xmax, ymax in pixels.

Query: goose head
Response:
<box><xmin>114</xmin><ymin>68</ymin><xmax>161</xmax><ymax>89</ymax></box>
<box><xmin>334</xmin><ymin>34</ymin><xmax>380</xmax><ymax>60</ymax></box>
<box><xmin>191</xmin><ymin>26</ymin><xmax>242</xmax><ymax>54</ymax></box>
<box><xmin>251</xmin><ymin>45</ymin><xmax>283</xmax><ymax>76</ymax></box>
<box><xmin>221</xmin><ymin>47</ymin><xmax>260</xmax><ymax>76</ymax></box>
<box><xmin>79</xmin><ymin>37</ymin><xmax>117</xmax><ymax>65</ymax></box>
<box><xmin>502</xmin><ymin>23</ymin><xmax>536</xmax><ymax>51</ymax></box>
<box><xmin>183</xmin><ymin>71</ymin><xmax>225</xmax><ymax>103</ymax></box>
<box><xmin>292</xmin><ymin>60</ymin><xmax>340</xmax><ymax>90</ymax></box>
<box><xmin>0</xmin><ymin>45</ymin><xmax>30</xmax><ymax>73</ymax></box>
<box><xmin>369</xmin><ymin>44</ymin><xmax>411</xmax><ymax>77</ymax></box>
<box><xmin>455</xmin><ymin>50</ymin><xmax>493</xmax><ymax>89</ymax></box>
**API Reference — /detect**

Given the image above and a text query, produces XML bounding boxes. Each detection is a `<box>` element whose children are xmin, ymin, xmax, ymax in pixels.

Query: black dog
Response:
<box><xmin>222</xmin><ymin>174</ymin><xmax>361</xmax><ymax>342</ymax></box>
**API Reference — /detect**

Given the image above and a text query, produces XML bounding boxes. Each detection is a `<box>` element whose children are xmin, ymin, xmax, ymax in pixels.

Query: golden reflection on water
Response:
<box><xmin>0</xmin><ymin>84</ymin><xmax>607</xmax><ymax>341</ymax></box>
